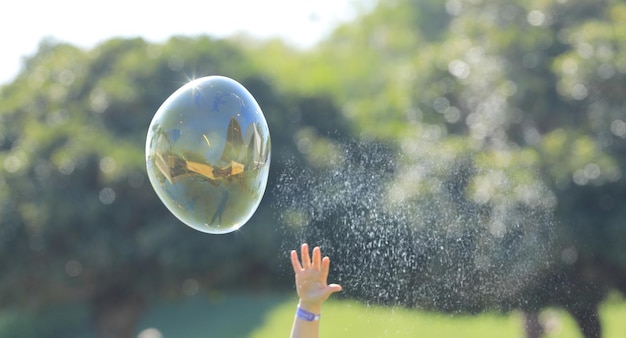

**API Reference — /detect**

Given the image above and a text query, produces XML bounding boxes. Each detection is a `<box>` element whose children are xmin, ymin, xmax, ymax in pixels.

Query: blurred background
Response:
<box><xmin>1</xmin><ymin>0</ymin><xmax>626</xmax><ymax>337</ymax></box>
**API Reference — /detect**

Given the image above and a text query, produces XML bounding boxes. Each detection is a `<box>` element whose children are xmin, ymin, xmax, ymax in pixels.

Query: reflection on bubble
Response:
<box><xmin>146</xmin><ymin>76</ymin><xmax>271</xmax><ymax>234</ymax></box>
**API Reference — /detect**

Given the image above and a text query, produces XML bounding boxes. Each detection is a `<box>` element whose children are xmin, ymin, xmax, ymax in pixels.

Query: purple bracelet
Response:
<box><xmin>296</xmin><ymin>307</ymin><xmax>321</xmax><ymax>321</ymax></box>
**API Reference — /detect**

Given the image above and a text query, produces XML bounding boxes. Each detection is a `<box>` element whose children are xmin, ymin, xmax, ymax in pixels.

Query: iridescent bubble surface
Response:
<box><xmin>145</xmin><ymin>76</ymin><xmax>271</xmax><ymax>234</ymax></box>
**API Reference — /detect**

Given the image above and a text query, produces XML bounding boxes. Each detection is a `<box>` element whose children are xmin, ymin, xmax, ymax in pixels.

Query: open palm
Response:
<box><xmin>290</xmin><ymin>243</ymin><xmax>342</xmax><ymax>308</ymax></box>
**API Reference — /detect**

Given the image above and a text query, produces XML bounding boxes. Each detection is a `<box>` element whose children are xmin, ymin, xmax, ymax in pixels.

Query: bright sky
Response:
<box><xmin>1</xmin><ymin>0</ymin><xmax>367</xmax><ymax>85</ymax></box>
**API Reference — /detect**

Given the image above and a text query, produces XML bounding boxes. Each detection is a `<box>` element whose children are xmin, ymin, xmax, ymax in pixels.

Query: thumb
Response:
<box><xmin>326</xmin><ymin>283</ymin><xmax>343</xmax><ymax>294</ymax></box>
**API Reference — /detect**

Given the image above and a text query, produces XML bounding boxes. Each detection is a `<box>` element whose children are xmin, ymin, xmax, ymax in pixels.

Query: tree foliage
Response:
<box><xmin>2</xmin><ymin>0</ymin><xmax>626</xmax><ymax>337</ymax></box>
<box><xmin>0</xmin><ymin>36</ymin><xmax>352</xmax><ymax>337</ymax></box>
<box><xmin>262</xmin><ymin>0</ymin><xmax>626</xmax><ymax>336</ymax></box>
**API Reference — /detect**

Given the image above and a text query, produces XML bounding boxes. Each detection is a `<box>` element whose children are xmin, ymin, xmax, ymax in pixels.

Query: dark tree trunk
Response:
<box><xmin>524</xmin><ymin>311</ymin><xmax>545</xmax><ymax>338</ymax></box>
<box><xmin>92</xmin><ymin>285</ymin><xmax>145</xmax><ymax>338</ymax></box>
<box><xmin>569</xmin><ymin>305</ymin><xmax>601</xmax><ymax>338</ymax></box>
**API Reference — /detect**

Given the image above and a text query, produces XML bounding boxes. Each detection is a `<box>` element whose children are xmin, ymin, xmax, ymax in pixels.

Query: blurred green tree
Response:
<box><xmin>266</xmin><ymin>0</ymin><xmax>626</xmax><ymax>337</ymax></box>
<box><xmin>0</xmin><ymin>36</ymin><xmax>352</xmax><ymax>337</ymax></box>
<box><xmin>3</xmin><ymin>0</ymin><xmax>626</xmax><ymax>337</ymax></box>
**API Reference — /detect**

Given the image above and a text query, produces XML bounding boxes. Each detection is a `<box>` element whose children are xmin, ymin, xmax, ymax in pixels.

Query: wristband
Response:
<box><xmin>296</xmin><ymin>306</ymin><xmax>320</xmax><ymax>322</ymax></box>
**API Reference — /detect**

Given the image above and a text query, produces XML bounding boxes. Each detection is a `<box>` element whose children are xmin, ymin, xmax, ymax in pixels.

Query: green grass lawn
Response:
<box><xmin>247</xmin><ymin>297</ymin><xmax>626</xmax><ymax>338</ymax></box>
<box><xmin>3</xmin><ymin>293</ymin><xmax>625</xmax><ymax>337</ymax></box>
<box><xmin>135</xmin><ymin>293</ymin><xmax>626</xmax><ymax>338</ymax></box>
<box><xmin>249</xmin><ymin>299</ymin><xmax>561</xmax><ymax>338</ymax></box>
<box><xmin>250</xmin><ymin>299</ymin><xmax>522</xmax><ymax>338</ymax></box>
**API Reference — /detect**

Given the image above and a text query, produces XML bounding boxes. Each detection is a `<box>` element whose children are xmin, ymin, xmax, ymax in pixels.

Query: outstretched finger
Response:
<box><xmin>301</xmin><ymin>243</ymin><xmax>311</xmax><ymax>269</ymax></box>
<box><xmin>290</xmin><ymin>250</ymin><xmax>302</xmax><ymax>273</ymax></box>
<box><xmin>327</xmin><ymin>283</ymin><xmax>343</xmax><ymax>295</ymax></box>
<box><xmin>312</xmin><ymin>246</ymin><xmax>322</xmax><ymax>270</ymax></box>
<box><xmin>321</xmin><ymin>256</ymin><xmax>331</xmax><ymax>282</ymax></box>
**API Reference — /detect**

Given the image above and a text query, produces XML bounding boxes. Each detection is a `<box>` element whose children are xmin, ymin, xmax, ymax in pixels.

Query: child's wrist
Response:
<box><xmin>295</xmin><ymin>306</ymin><xmax>321</xmax><ymax>322</ymax></box>
<box><xmin>297</xmin><ymin>300</ymin><xmax>322</xmax><ymax>314</ymax></box>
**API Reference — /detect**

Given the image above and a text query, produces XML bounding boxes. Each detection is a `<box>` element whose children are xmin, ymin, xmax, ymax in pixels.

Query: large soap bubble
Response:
<box><xmin>145</xmin><ymin>76</ymin><xmax>271</xmax><ymax>234</ymax></box>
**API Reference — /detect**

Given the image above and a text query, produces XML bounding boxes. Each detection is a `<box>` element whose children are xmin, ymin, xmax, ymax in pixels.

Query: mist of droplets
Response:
<box><xmin>274</xmin><ymin>140</ymin><xmax>558</xmax><ymax>313</ymax></box>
